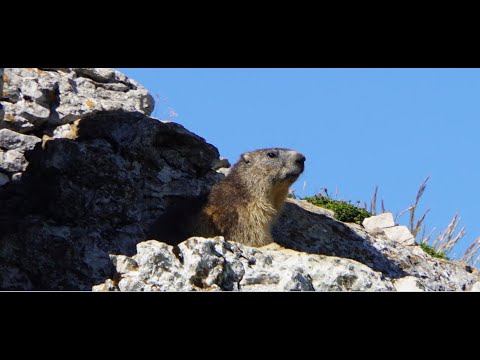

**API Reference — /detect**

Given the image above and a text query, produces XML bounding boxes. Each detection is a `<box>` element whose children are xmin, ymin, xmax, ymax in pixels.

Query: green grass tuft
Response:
<box><xmin>420</xmin><ymin>242</ymin><xmax>448</xmax><ymax>260</ymax></box>
<box><xmin>303</xmin><ymin>195</ymin><xmax>372</xmax><ymax>224</ymax></box>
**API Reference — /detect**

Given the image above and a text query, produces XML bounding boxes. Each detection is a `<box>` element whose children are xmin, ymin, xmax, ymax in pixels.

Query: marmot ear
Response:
<box><xmin>241</xmin><ymin>153</ymin><xmax>251</xmax><ymax>164</ymax></box>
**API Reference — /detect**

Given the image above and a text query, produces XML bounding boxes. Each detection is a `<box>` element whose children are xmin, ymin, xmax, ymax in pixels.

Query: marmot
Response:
<box><xmin>192</xmin><ymin>148</ymin><xmax>305</xmax><ymax>247</ymax></box>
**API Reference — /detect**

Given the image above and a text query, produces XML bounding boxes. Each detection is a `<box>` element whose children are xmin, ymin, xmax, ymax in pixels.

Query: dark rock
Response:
<box><xmin>0</xmin><ymin>110</ymin><xmax>221</xmax><ymax>290</ymax></box>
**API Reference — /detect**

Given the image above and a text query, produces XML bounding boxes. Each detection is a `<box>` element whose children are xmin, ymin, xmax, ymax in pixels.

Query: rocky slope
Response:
<box><xmin>1</xmin><ymin>68</ymin><xmax>479</xmax><ymax>291</ymax></box>
<box><xmin>93</xmin><ymin>202</ymin><xmax>480</xmax><ymax>292</ymax></box>
<box><xmin>0</xmin><ymin>68</ymin><xmax>221</xmax><ymax>290</ymax></box>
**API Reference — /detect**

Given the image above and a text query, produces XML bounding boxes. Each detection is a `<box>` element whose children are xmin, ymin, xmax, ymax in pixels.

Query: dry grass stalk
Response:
<box><xmin>460</xmin><ymin>236</ymin><xmax>480</xmax><ymax>264</ymax></box>
<box><xmin>420</xmin><ymin>225</ymin><xmax>437</xmax><ymax>245</ymax></box>
<box><xmin>370</xmin><ymin>185</ymin><xmax>378</xmax><ymax>215</ymax></box>
<box><xmin>432</xmin><ymin>213</ymin><xmax>466</xmax><ymax>254</ymax></box>
<box><xmin>408</xmin><ymin>176</ymin><xmax>430</xmax><ymax>237</ymax></box>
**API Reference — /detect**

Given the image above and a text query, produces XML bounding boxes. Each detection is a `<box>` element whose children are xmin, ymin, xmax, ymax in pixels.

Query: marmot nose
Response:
<box><xmin>295</xmin><ymin>153</ymin><xmax>306</xmax><ymax>165</ymax></box>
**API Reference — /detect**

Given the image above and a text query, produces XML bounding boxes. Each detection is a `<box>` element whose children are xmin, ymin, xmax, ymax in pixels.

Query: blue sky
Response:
<box><xmin>118</xmin><ymin>68</ymin><xmax>480</xmax><ymax>263</ymax></box>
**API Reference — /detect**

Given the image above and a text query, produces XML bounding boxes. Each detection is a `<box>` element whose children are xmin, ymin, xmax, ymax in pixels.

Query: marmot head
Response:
<box><xmin>235</xmin><ymin>148</ymin><xmax>306</xmax><ymax>186</ymax></box>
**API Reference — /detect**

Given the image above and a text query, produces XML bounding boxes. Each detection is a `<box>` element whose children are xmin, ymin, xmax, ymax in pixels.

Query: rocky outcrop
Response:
<box><xmin>273</xmin><ymin>201</ymin><xmax>480</xmax><ymax>291</ymax></box>
<box><xmin>0</xmin><ymin>68</ymin><xmax>154</xmax><ymax>185</ymax></box>
<box><xmin>1</xmin><ymin>68</ymin><xmax>154</xmax><ymax>133</ymax></box>
<box><xmin>2</xmin><ymin>68</ymin><xmax>479</xmax><ymax>291</ymax></box>
<box><xmin>0</xmin><ymin>105</ymin><xmax>221</xmax><ymax>289</ymax></box>
<box><xmin>93</xmin><ymin>237</ymin><xmax>394</xmax><ymax>291</ymax></box>
<box><xmin>94</xmin><ymin>202</ymin><xmax>480</xmax><ymax>291</ymax></box>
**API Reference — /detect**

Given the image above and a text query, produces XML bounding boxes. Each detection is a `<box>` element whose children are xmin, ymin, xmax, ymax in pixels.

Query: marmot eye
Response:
<box><xmin>267</xmin><ymin>152</ymin><xmax>277</xmax><ymax>158</ymax></box>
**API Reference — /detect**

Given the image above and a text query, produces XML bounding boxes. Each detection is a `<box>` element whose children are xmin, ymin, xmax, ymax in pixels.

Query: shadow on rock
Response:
<box><xmin>0</xmin><ymin>111</ymin><xmax>221</xmax><ymax>290</ymax></box>
<box><xmin>273</xmin><ymin>201</ymin><xmax>407</xmax><ymax>279</ymax></box>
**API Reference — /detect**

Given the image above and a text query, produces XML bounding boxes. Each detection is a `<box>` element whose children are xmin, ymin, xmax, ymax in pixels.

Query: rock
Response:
<box><xmin>362</xmin><ymin>212</ymin><xmax>395</xmax><ymax>231</ymax></box>
<box><xmin>110</xmin><ymin>255</ymin><xmax>138</xmax><ymax>274</ymax></box>
<box><xmin>272</xmin><ymin>199</ymin><xmax>480</xmax><ymax>291</ymax></box>
<box><xmin>383</xmin><ymin>226</ymin><xmax>416</xmax><ymax>245</ymax></box>
<box><xmin>394</xmin><ymin>276</ymin><xmax>425</xmax><ymax>292</ymax></box>
<box><xmin>0</xmin><ymin>68</ymin><xmax>154</xmax><ymax>133</ymax></box>
<box><xmin>0</xmin><ymin>129</ymin><xmax>41</xmax><ymax>174</ymax></box>
<box><xmin>0</xmin><ymin>110</ymin><xmax>221</xmax><ymax>290</ymax></box>
<box><xmin>213</xmin><ymin>157</ymin><xmax>231</xmax><ymax>176</ymax></box>
<box><xmin>362</xmin><ymin>213</ymin><xmax>416</xmax><ymax>246</ymax></box>
<box><xmin>92</xmin><ymin>279</ymin><xmax>118</xmax><ymax>292</ymax></box>
<box><xmin>0</xmin><ymin>149</ymin><xmax>27</xmax><ymax>172</ymax></box>
<box><xmin>0</xmin><ymin>67</ymin><xmax>155</xmax><ymax>189</ymax></box>
<box><xmin>95</xmin><ymin>237</ymin><xmax>394</xmax><ymax>291</ymax></box>
<box><xmin>0</xmin><ymin>128</ymin><xmax>42</xmax><ymax>151</ymax></box>
<box><xmin>470</xmin><ymin>282</ymin><xmax>480</xmax><ymax>292</ymax></box>
<box><xmin>0</xmin><ymin>172</ymin><xmax>9</xmax><ymax>186</ymax></box>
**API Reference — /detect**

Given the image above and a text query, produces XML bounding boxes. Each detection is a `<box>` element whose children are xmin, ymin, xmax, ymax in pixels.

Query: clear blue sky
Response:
<box><xmin>118</xmin><ymin>68</ymin><xmax>480</xmax><ymax>264</ymax></box>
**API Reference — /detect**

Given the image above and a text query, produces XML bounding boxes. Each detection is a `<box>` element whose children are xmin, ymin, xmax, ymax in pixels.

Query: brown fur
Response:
<box><xmin>192</xmin><ymin>148</ymin><xmax>305</xmax><ymax>247</ymax></box>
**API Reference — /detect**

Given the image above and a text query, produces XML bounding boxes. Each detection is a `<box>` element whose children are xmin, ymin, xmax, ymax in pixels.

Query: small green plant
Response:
<box><xmin>420</xmin><ymin>242</ymin><xmax>448</xmax><ymax>260</ymax></box>
<box><xmin>303</xmin><ymin>193</ymin><xmax>372</xmax><ymax>224</ymax></box>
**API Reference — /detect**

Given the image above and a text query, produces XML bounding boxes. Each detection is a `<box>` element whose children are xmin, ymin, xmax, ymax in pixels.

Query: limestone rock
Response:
<box><xmin>0</xmin><ymin>129</ymin><xmax>41</xmax><ymax>174</ymax></box>
<box><xmin>362</xmin><ymin>213</ymin><xmax>416</xmax><ymax>246</ymax></box>
<box><xmin>362</xmin><ymin>212</ymin><xmax>395</xmax><ymax>231</ymax></box>
<box><xmin>92</xmin><ymin>279</ymin><xmax>118</xmax><ymax>292</ymax></box>
<box><xmin>470</xmin><ymin>282</ymin><xmax>480</xmax><ymax>292</ymax></box>
<box><xmin>95</xmin><ymin>237</ymin><xmax>394</xmax><ymax>291</ymax></box>
<box><xmin>273</xmin><ymin>199</ymin><xmax>480</xmax><ymax>291</ymax></box>
<box><xmin>383</xmin><ymin>226</ymin><xmax>416</xmax><ymax>245</ymax></box>
<box><xmin>394</xmin><ymin>276</ymin><xmax>425</xmax><ymax>292</ymax></box>
<box><xmin>0</xmin><ymin>68</ymin><xmax>154</xmax><ymax>133</ymax></box>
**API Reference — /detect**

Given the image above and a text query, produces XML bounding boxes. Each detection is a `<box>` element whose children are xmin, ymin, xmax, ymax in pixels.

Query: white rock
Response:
<box><xmin>470</xmin><ymin>282</ymin><xmax>480</xmax><ymax>292</ymax></box>
<box><xmin>362</xmin><ymin>212</ymin><xmax>395</xmax><ymax>231</ymax></box>
<box><xmin>0</xmin><ymin>149</ymin><xmax>28</xmax><ymax>172</ymax></box>
<box><xmin>383</xmin><ymin>226</ymin><xmax>416</xmax><ymax>245</ymax></box>
<box><xmin>110</xmin><ymin>255</ymin><xmax>138</xmax><ymax>274</ymax></box>
<box><xmin>92</xmin><ymin>279</ymin><xmax>118</xmax><ymax>292</ymax></box>
<box><xmin>94</xmin><ymin>237</ymin><xmax>395</xmax><ymax>292</ymax></box>
<box><xmin>394</xmin><ymin>276</ymin><xmax>425</xmax><ymax>292</ymax></box>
